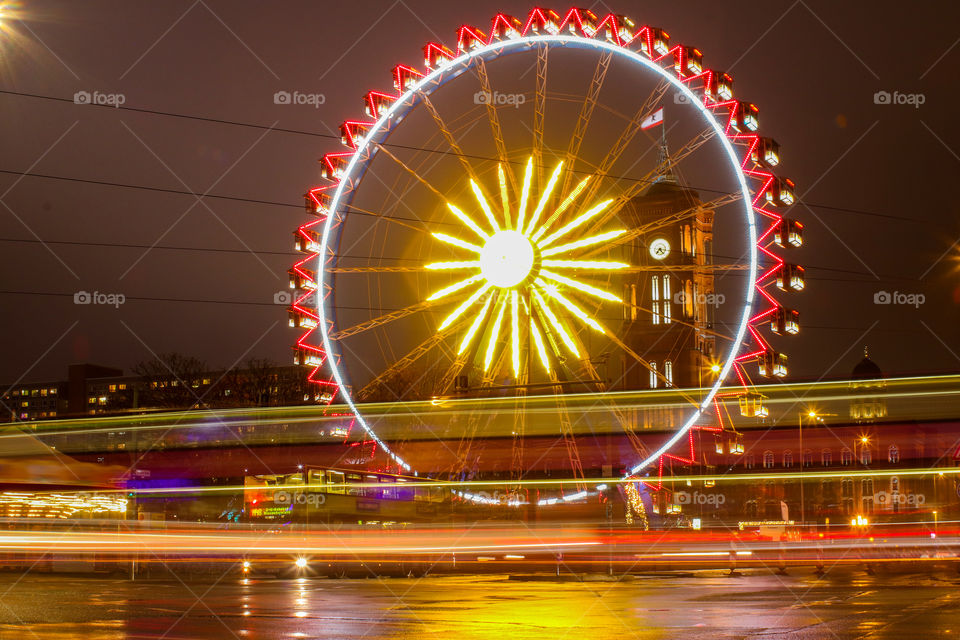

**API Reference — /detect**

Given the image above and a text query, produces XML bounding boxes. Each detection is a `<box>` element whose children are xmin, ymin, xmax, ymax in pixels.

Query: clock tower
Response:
<box><xmin>617</xmin><ymin>176</ymin><xmax>716</xmax><ymax>390</ymax></box>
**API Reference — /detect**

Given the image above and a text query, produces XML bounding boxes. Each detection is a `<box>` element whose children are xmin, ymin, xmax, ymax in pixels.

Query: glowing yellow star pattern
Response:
<box><xmin>426</xmin><ymin>156</ymin><xmax>629</xmax><ymax>377</ymax></box>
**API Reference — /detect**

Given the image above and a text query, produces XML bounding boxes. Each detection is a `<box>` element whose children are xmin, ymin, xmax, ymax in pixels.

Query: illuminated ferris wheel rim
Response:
<box><xmin>313</xmin><ymin>32</ymin><xmax>759</xmax><ymax>476</ymax></box>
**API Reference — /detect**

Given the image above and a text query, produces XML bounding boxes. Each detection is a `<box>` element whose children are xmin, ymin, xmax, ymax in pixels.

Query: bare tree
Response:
<box><xmin>132</xmin><ymin>353</ymin><xmax>213</xmax><ymax>409</ymax></box>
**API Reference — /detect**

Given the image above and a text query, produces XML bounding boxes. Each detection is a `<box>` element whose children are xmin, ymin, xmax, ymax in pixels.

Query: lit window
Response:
<box><xmin>887</xmin><ymin>444</ymin><xmax>899</xmax><ymax>464</ymax></box>
<box><xmin>821</xmin><ymin>449</ymin><xmax>832</xmax><ymax>466</ymax></box>
<box><xmin>762</xmin><ymin>450</ymin><xmax>774</xmax><ymax>469</ymax></box>
<box><xmin>783</xmin><ymin>450</ymin><xmax>793</xmax><ymax>468</ymax></box>
<box><xmin>649</xmin><ymin>362</ymin><xmax>658</xmax><ymax>389</ymax></box>
<box><xmin>108</xmin><ymin>385</ymin><xmax>116</xmax><ymax>393</ymax></box>
<box><xmin>840</xmin><ymin>448</ymin><xmax>852</xmax><ymax>466</ymax></box>
<box><xmin>664</xmin><ymin>360</ymin><xmax>673</xmax><ymax>387</ymax></box>
<box><xmin>662</xmin><ymin>276</ymin><xmax>672</xmax><ymax>324</ymax></box>
<box><xmin>651</xmin><ymin>276</ymin><xmax>660</xmax><ymax>325</ymax></box>
<box><xmin>860</xmin><ymin>446</ymin><xmax>872</xmax><ymax>465</ymax></box>
<box><xmin>861</xmin><ymin>478</ymin><xmax>874</xmax><ymax>513</ymax></box>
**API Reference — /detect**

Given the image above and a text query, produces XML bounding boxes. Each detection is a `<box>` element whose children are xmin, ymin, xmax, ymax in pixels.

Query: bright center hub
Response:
<box><xmin>479</xmin><ymin>230</ymin><xmax>535</xmax><ymax>288</ymax></box>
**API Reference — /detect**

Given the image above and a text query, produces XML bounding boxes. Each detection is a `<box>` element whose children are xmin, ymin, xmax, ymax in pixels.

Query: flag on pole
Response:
<box><xmin>640</xmin><ymin>107</ymin><xmax>664</xmax><ymax>130</ymax></box>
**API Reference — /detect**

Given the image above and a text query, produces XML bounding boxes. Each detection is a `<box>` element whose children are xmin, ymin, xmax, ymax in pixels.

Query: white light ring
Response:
<box><xmin>316</xmin><ymin>35</ymin><xmax>759</xmax><ymax>477</ymax></box>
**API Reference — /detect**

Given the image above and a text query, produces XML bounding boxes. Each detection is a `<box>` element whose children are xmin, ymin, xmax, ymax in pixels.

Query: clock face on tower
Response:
<box><xmin>649</xmin><ymin>238</ymin><xmax>670</xmax><ymax>261</ymax></box>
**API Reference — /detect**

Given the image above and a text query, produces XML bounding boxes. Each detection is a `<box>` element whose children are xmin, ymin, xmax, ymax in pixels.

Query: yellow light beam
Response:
<box><xmin>446</xmin><ymin>203</ymin><xmax>489</xmax><ymax>241</ymax></box>
<box><xmin>425</xmin><ymin>261</ymin><xmax>482</xmax><ymax>270</ymax></box>
<box><xmin>531</xmin><ymin>176</ymin><xmax>591</xmax><ymax>243</ymax></box>
<box><xmin>511</xmin><ymin>290</ymin><xmax>521</xmax><ymax>377</ymax></box>
<box><xmin>529</xmin><ymin>318</ymin><xmax>550</xmax><ymax>372</ymax></box>
<box><xmin>537</xmin><ymin>199</ymin><xmax>614</xmax><ymax>248</ymax></box>
<box><xmin>514</xmin><ymin>157</ymin><xmax>534</xmax><ymax>233</ymax></box>
<box><xmin>531</xmin><ymin>288</ymin><xmax>580</xmax><ymax>356</ymax></box>
<box><xmin>524</xmin><ymin>160</ymin><xmax>564</xmax><ymax>236</ymax></box>
<box><xmin>541</xmin><ymin>260</ymin><xmax>629</xmax><ymax>270</ymax></box>
<box><xmin>483</xmin><ymin>293</ymin><xmax>508</xmax><ymax>371</ymax></box>
<box><xmin>536</xmin><ymin>278</ymin><xmax>604</xmax><ymax>333</ymax></box>
<box><xmin>432</xmin><ymin>232</ymin><xmax>483</xmax><ymax>254</ymax></box>
<box><xmin>439</xmin><ymin>283</ymin><xmax>493</xmax><ymax>330</ymax></box>
<box><xmin>469</xmin><ymin>180</ymin><xmax>500</xmax><ymax>234</ymax></box>
<box><xmin>540</xmin><ymin>269</ymin><xmax>622</xmax><ymax>302</ymax></box>
<box><xmin>498</xmin><ymin>164</ymin><xmax>512</xmax><ymax>230</ymax></box>
<box><xmin>458</xmin><ymin>291</ymin><xmax>495</xmax><ymax>355</ymax></box>
<box><xmin>427</xmin><ymin>274</ymin><xmax>485</xmax><ymax>301</ymax></box>
<box><xmin>540</xmin><ymin>229</ymin><xmax>626</xmax><ymax>257</ymax></box>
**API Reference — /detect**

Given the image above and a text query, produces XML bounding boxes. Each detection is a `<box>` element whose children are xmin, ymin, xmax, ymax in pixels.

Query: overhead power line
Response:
<box><xmin>0</xmin><ymin>88</ymin><xmax>925</xmax><ymax>224</ymax></box>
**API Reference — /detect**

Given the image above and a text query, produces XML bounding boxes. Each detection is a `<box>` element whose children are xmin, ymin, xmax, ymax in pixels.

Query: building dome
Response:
<box><xmin>851</xmin><ymin>347</ymin><xmax>882</xmax><ymax>380</ymax></box>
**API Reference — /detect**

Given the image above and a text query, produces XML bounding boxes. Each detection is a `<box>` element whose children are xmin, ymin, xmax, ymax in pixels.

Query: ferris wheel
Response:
<box><xmin>288</xmin><ymin>7</ymin><xmax>804</xmax><ymax>493</ymax></box>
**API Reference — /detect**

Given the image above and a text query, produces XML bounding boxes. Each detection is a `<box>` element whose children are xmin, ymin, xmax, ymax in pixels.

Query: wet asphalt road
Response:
<box><xmin>0</xmin><ymin>569</ymin><xmax>957</xmax><ymax>639</ymax></box>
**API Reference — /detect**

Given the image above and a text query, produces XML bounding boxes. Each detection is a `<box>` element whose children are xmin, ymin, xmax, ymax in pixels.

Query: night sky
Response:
<box><xmin>2</xmin><ymin>0</ymin><xmax>959</xmax><ymax>387</ymax></box>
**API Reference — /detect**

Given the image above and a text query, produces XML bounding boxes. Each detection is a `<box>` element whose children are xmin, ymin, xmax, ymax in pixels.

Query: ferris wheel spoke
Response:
<box><xmin>560</xmin><ymin>50</ymin><xmax>614</xmax><ymax>197</ymax></box>
<box><xmin>355</xmin><ymin>317</ymin><xmax>468</xmax><ymax>401</ymax></box>
<box><xmin>582</xmin><ymin>192</ymin><xmax>743</xmax><ymax>258</ymax></box>
<box><xmin>530</xmin><ymin>176</ymin><xmax>592</xmax><ymax>243</ymax></box>
<box><xmin>344</xmin><ymin>203</ymin><xmax>430</xmax><ymax>234</ymax></box>
<box><xmin>482</xmin><ymin>293</ymin><xmax>509</xmax><ymax>372</ymax></box>
<box><xmin>548</xmin><ymin>370</ymin><xmax>587</xmax><ymax>491</ymax></box>
<box><xmin>600</xmin><ymin>324</ymin><xmax>699</xmax><ymax>407</ymax></box>
<box><xmin>591</xmin><ymin>126</ymin><xmax>718</xmax><ymax>234</ymax></box>
<box><xmin>437</xmin><ymin>353</ymin><xmax>470</xmax><ymax>396</ymax></box>
<box><xmin>418</xmin><ymin>91</ymin><xmax>482</xmax><ymax>187</ymax></box>
<box><xmin>623</xmin><ymin>297</ymin><xmax>739</xmax><ymax>345</ymax></box>
<box><xmin>327</xmin><ymin>265</ymin><xmax>445</xmax><ymax>273</ymax></box>
<box><xmin>580</xmin><ymin>78</ymin><xmax>671</xmax><ymax>207</ymax></box>
<box><xmin>536</xmin><ymin>198</ymin><xmax>615</xmax><ymax>248</ymax></box>
<box><xmin>540</xmin><ymin>270</ymin><xmax>621</xmax><ymax>302</ymax></box>
<box><xmin>533</xmin><ymin>43</ymin><xmax>548</xmax><ymax>189</ymax></box>
<box><xmin>634</xmin><ymin>191</ymin><xmax>742</xmax><ymax>236</ymax></box>
<box><xmin>474</xmin><ymin>56</ymin><xmax>517</xmax><ymax>194</ymax></box>
<box><xmin>530</xmin><ymin>289</ymin><xmax>580</xmax><ymax>358</ymax></box>
<box><xmin>373</xmin><ymin>142</ymin><xmax>448</xmax><ymax>202</ymax></box>
<box><xmin>330</xmin><ymin>299</ymin><xmax>441</xmax><ymax>341</ymax></box>
<box><xmin>509</xmin><ymin>393</ymin><xmax>526</xmax><ymax>488</ymax></box>
<box><xmin>618</xmin><ymin>264</ymin><xmax>749</xmax><ymax>273</ymax></box>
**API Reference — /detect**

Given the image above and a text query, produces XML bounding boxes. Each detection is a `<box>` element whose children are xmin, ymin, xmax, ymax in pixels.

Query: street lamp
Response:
<box><xmin>855</xmin><ymin>435</ymin><xmax>870</xmax><ymax>465</ymax></box>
